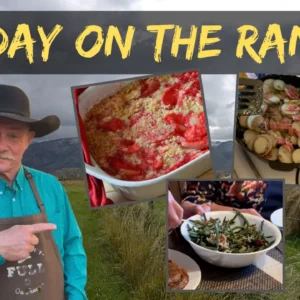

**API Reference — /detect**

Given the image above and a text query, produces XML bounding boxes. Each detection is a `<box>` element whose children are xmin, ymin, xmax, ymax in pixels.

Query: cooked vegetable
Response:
<box><xmin>187</xmin><ymin>209</ymin><xmax>274</xmax><ymax>253</ymax></box>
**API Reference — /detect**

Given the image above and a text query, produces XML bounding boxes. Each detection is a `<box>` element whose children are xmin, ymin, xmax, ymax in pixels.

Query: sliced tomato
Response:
<box><xmin>98</xmin><ymin>118</ymin><xmax>125</xmax><ymax>131</ymax></box>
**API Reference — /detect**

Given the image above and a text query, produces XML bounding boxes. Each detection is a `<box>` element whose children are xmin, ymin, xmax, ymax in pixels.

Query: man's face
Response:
<box><xmin>0</xmin><ymin>117</ymin><xmax>35</xmax><ymax>174</ymax></box>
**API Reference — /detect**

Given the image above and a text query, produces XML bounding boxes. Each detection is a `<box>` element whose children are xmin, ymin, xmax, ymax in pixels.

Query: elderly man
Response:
<box><xmin>0</xmin><ymin>85</ymin><xmax>87</xmax><ymax>299</ymax></box>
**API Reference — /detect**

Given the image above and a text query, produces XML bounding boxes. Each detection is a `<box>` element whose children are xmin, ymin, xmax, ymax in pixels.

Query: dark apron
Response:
<box><xmin>0</xmin><ymin>169</ymin><xmax>65</xmax><ymax>300</ymax></box>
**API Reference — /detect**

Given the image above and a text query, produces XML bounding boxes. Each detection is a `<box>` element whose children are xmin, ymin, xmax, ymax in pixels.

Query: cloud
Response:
<box><xmin>0</xmin><ymin>74</ymin><xmax>236</xmax><ymax>142</ymax></box>
<box><xmin>202</xmin><ymin>74</ymin><xmax>236</xmax><ymax>141</ymax></box>
<box><xmin>0</xmin><ymin>74</ymin><xmax>140</xmax><ymax>128</ymax></box>
<box><xmin>225</xmin><ymin>102</ymin><xmax>236</xmax><ymax>109</ymax></box>
<box><xmin>209</xmin><ymin>126</ymin><xmax>233</xmax><ymax>141</ymax></box>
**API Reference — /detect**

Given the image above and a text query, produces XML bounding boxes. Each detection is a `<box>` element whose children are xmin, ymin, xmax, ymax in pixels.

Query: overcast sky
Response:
<box><xmin>0</xmin><ymin>74</ymin><xmax>236</xmax><ymax>142</ymax></box>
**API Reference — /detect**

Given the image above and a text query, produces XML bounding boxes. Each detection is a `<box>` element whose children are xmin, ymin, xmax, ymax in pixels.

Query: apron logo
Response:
<box><xmin>6</xmin><ymin>247</ymin><xmax>46</xmax><ymax>296</ymax></box>
<box><xmin>7</xmin><ymin>263</ymin><xmax>45</xmax><ymax>278</ymax></box>
<box><xmin>15</xmin><ymin>284</ymin><xmax>44</xmax><ymax>296</ymax></box>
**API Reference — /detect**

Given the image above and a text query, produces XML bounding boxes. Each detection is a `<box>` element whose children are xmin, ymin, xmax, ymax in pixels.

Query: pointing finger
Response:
<box><xmin>28</xmin><ymin>223</ymin><xmax>57</xmax><ymax>234</ymax></box>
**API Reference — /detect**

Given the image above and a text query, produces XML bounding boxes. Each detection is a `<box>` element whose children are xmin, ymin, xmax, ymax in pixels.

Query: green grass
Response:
<box><xmin>63</xmin><ymin>183</ymin><xmax>300</xmax><ymax>300</ymax></box>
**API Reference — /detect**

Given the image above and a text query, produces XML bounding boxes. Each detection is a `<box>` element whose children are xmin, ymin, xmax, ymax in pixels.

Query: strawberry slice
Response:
<box><xmin>184</xmin><ymin>112</ymin><xmax>206</xmax><ymax>128</ymax></box>
<box><xmin>141</xmin><ymin>149</ymin><xmax>163</xmax><ymax>170</ymax></box>
<box><xmin>163</xmin><ymin>113</ymin><xmax>185</xmax><ymax>125</ymax></box>
<box><xmin>162</xmin><ymin>87</ymin><xmax>178</xmax><ymax>107</ymax></box>
<box><xmin>99</xmin><ymin>118</ymin><xmax>125</xmax><ymax>131</ymax></box>
<box><xmin>119</xmin><ymin>140</ymin><xmax>141</xmax><ymax>154</ymax></box>
<box><xmin>174</xmin><ymin>71</ymin><xmax>199</xmax><ymax>83</ymax></box>
<box><xmin>184</xmin><ymin>125</ymin><xmax>207</xmax><ymax>141</ymax></box>
<box><xmin>129</xmin><ymin>112</ymin><xmax>147</xmax><ymax>127</ymax></box>
<box><xmin>185</xmin><ymin>80</ymin><xmax>200</xmax><ymax>97</ymax></box>
<box><xmin>111</xmin><ymin>159</ymin><xmax>142</xmax><ymax>176</ymax></box>
<box><xmin>163</xmin><ymin>113</ymin><xmax>186</xmax><ymax>135</ymax></box>
<box><xmin>153</xmin><ymin>155</ymin><xmax>163</xmax><ymax>170</ymax></box>
<box><xmin>199</xmin><ymin>112</ymin><xmax>206</xmax><ymax>124</ymax></box>
<box><xmin>140</xmin><ymin>79</ymin><xmax>160</xmax><ymax>98</ymax></box>
<box><xmin>184</xmin><ymin>113</ymin><xmax>200</xmax><ymax>127</ymax></box>
<box><xmin>181</xmin><ymin>137</ymin><xmax>209</xmax><ymax>150</ymax></box>
<box><xmin>124</xmin><ymin>145</ymin><xmax>141</xmax><ymax>154</ymax></box>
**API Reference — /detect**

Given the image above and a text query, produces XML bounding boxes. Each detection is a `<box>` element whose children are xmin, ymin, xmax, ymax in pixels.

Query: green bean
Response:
<box><xmin>260</xmin><ymin>220</ymin><xmax>264</xmax><ymax>233</ymax></box>
<box><xmin>187</xmin><ymin>210</ymin><xmax>273</xmax><ymax>253</ymax></box>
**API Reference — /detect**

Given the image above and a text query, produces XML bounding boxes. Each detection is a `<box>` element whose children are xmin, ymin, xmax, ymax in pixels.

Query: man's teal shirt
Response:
<box><xmin>0</xmin><ymin>165</ymin><xmax>87</xmax><ymax>299</ymax></box>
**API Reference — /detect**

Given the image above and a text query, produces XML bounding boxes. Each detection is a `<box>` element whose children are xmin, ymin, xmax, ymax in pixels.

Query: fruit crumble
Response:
<box><xmin>84</xmin><ymin>71</ymin><xmax>209</xmax><ymax>181</ymax></box>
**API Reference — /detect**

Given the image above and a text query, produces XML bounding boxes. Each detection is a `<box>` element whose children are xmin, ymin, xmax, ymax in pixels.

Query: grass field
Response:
<box><xmin>62</xmin><ymin>181</ymin><xmax>300</xmax><ymax>300</ymax></box>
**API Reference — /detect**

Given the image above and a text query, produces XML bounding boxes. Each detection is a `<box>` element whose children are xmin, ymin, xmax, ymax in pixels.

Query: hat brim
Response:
<box><xmin>0</xmin><ymin>112</ymin><xmax>60</xmax><ymax>138</ymax></box>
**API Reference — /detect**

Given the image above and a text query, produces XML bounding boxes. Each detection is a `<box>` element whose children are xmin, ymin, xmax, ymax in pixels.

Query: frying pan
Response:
<box><xmin>236</xmin><ymin>74</ymin><xmax>300</xmax><ymax>175</ymax></box>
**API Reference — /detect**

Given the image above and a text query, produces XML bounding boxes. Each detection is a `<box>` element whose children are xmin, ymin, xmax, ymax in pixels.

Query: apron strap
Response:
<box><xmin>23</xmin><ymin>168</ymin><xmax>47</xmax><ymax>217</ymax></box>
<box><xmin>23</xmin><ymin>167</ymin><xmax>64</xmax><ymax>271</ymax></box>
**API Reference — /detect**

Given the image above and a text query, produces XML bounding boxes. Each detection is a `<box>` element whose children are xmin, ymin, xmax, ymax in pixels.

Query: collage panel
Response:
<box><xmin>71</xmin><ymin>70</ymin><xmax>214</xmax><ymax>208</ymax></box>
<box><xmin>0</xmin><ymin>77</ymin><xmax>89</xmax><ymax>299</ymax></box>
<box><xmin>167</xmin><ymin>179</ymin><xmax>284</xmax><ymax>292</ymax></box>
<box><xmin>234</xmin><ymin>72</ymin><xmax>300</xmax><ymax>183</ymax></box>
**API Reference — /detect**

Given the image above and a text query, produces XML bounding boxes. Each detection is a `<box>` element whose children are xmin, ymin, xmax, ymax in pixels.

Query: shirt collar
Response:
<box><xmin>0</xmin><ymin>165</ymin><xmax>25</xmax><ymax>192</ymax></box>
<box><xmin>13</xmin><ymin>165</ymin><xmax>26</xmax><ymax>191</ymax></box>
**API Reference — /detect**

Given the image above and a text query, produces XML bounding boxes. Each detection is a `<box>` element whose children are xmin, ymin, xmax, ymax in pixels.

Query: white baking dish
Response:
<box><xmin>78</xmin><ymin>76</ymin><xmax>212</xmax><ymax>201</ymax></box>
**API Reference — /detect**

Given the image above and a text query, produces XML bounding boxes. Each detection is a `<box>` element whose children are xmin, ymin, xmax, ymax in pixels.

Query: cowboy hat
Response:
<box><xmin>0</xmin><ymin>84</ymin><xmax>60</xmax><ymax>138</ymax></box>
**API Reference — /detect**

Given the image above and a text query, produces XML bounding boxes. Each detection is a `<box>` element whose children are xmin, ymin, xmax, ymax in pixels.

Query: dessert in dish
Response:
<box><xmin>84</xmin><ymin>71</ymin><xmax>209</xmax><ymax>181</ymax></box>
<box><xmin>237</xmin><ymin>77</ymin><xmax>300</xmax><ymax>163</ymax></box>
<box><xmin>168</xmin><ymin>259</ymin><xmax>189</xmax><ymax>290</ymax></box>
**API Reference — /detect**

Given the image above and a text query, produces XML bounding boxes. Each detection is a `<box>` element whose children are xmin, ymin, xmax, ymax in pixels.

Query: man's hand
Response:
<box><xmin>0</xmin><ymin>223</ymin><xmax>57</xmax><ymax>261</ymax></box>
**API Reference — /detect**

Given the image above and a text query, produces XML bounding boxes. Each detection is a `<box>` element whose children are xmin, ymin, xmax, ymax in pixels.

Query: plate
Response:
<box><xmin>270</xmin><ymin>208</ymin><xmax>283</xmax><ymax>229</ymax></box>
<box><xmin>168</xmin><ymin>249</ymin><xmax>201</xmax><ymax>290</ymax></box>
